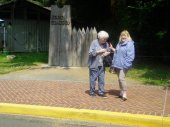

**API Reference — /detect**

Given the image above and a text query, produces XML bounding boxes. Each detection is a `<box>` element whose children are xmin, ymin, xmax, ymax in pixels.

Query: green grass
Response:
<box><xmin>127</xmin><ymin>59</ymin><xmax>170</xmax><ymax>87</ymax></box>
<box><xmin>0</xmin><ymin>52</ymin><xmax>48</xmax><ymax>74</ymax></box>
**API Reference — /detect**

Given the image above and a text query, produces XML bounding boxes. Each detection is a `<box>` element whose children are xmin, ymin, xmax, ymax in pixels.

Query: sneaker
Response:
<box><xmin>119</xmin><ymin>91</ymin><xmax>123</xmax><ymax>97</ymax></box>
<box><xmin>122</xmin><ymin>91</ymin><xmax>127</xmax><ymax>101</ymax></box>
<box><xmin>89</xmin><ymin>93</ymin><xmax>96</xmax><ymax>96</ymax></box>
<box><xmin>98</xmin><ymin>94</ymin><xmax>107</xmax><ymax>98</ymax></box>
<box><xmin>122</xmin><ymin>97</ymin><xmax>127</xmax><ymax>101</ymax></box>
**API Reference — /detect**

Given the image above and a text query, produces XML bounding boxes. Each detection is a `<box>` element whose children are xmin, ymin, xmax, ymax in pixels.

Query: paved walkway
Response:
<box><xmin>0</xmin><ymin>67</ymin><xmax>170</xmax><ymax>127</ymax></box>
<box><xmin>0</xmin><ymin>67</ymin><xmax>169</xmax><ymax>118</ymax></box>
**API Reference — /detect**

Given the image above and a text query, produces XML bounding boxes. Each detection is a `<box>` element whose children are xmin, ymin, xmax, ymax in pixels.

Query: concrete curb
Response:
<box><xmin>0</xmin><ymin>103</ymin><xmax>170</xmax><ymax>127</ymax></box>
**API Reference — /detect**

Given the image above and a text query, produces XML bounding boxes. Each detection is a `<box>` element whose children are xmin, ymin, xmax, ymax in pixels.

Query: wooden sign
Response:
<box><xmin>48</xmin><ymin>5</ymin><xmax>72</xmax><ymax>67</ymax></box>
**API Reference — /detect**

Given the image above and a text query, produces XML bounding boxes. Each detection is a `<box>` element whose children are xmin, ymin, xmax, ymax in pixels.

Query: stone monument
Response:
<box><xmin>48</xmin><ymin>5</ymin><xmax>72</xmax><ymax>67</ymax></box>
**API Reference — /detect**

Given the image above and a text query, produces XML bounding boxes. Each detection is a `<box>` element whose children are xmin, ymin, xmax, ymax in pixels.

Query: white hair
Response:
<box><xmin>97</xmin><ymin>31</ymin><xmax>109</xmax><ymax>39</ymax></box>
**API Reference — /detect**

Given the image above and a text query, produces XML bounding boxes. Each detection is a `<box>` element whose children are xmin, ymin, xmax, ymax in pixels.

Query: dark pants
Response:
<box><xmin>89</xmin><ymin>66</ymin><xmax>105</xmax><ymax>95</ymax></box>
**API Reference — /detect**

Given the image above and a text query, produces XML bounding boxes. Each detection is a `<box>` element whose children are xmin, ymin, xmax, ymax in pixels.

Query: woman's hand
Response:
<box><xmin>108</xmin><ymin>43</ymin><xmax>115</xmax><ymax>52</ymax></box>
<box><xmin>101</xmin><ymin>51</ymin><xmax>110</xmax><ymax>57</ymax></box>
<box><xmin>96</xmin><ymin>48</ymin><xmax>107</xmax><ymax>54</ymax></box>
<box><xmin>110</xmin><ymin>47</ymin><xmax>116</xmax><ymax>52</ymax></box>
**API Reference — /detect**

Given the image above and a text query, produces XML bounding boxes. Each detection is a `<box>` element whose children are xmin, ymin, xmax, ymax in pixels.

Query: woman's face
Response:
<box><xmin>120</xmin><ymin>34</ymin><xmax>127</xmax><ymax>42</ymax></box>
<box><xmin>98</xmin><ymin>37</ymin><xmax>108</xmax><ymax>44</ymax></box>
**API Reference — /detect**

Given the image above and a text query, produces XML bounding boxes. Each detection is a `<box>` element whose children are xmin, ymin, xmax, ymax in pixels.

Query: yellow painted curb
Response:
<box><xmin>0</xmin><ymin>103</ymin><xmax>169</xmax><ymax>127</ymax></box>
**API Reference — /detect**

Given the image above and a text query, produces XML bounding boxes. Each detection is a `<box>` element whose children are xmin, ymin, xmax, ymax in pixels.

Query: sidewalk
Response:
<box><xmin>0</xmin><ymin>67</ymin><xmax>169</xmax><ymax>126</ymax></box>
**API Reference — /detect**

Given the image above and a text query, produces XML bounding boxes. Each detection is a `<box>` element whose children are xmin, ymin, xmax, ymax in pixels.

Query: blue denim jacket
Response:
<box><xmin>112</xmin><ymin>40</ymin><xmax>135</xmax><ymax>70</ymax></box>
<box><xmin>88</xmin><ymin>39</ymin><xmax>110</xmax><ymax>69</ymax></box>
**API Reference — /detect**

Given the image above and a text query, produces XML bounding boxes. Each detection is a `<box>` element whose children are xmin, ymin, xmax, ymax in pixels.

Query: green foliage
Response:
<box><xmin>0</xmin><ymin>0</ymin><xmax>59</xmax><ymax>6</ymax></box>
<box><xmin>28</xmin><ymin>0</ymin><xmax>43</xmax><ymax>6</ymax></box>
<box><xmin>156</xmin><ymin>31</ymin><xmax>167</xmax><ymax>40</ymax></box>
<box><xmin>0</xmin><ymin>0</ymin><xmax>11</xmax><ymax>4</ymax></box>
<box><xmin>113</xmin><ymin>0</ymin><xmax>169</xmax><ymax>64</ymax></box>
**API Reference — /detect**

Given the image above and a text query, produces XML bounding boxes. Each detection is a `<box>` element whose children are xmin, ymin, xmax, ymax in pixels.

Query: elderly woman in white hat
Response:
<box><xmin>88</xmin><ymin>31</ymin><xmax>112</xmax><ymax>97</ymax></box>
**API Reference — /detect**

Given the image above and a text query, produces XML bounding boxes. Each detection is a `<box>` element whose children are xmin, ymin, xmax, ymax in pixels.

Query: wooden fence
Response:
<box><xmin>48</xmin><ymin>26</ymin><xmax>97</xmax><ymax>67</ymax></box>
<box><xmin>0</xmin><ymin>19</ymin><xmax>49</xmax><ymax>52</ymax></box>
<box><xmin>71</xmin><ymin>27</ymin><xmax>97</xmax><ymax>67</ymax></box>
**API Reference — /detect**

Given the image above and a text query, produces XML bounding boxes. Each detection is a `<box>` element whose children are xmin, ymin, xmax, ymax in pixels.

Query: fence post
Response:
<box><xmin>81</xmin><ymin>27</ymin><xmax>90</xmax><ymax>67</ymax></box>
<box><xmin>71</xmin><ymin>27</ymin><xmax>77</xmax><ymax>66</ymax></box>
<box><xmin>72</xmin><ymin>27</ymin><xmax>97</xmax><ymax>67</ymax></box>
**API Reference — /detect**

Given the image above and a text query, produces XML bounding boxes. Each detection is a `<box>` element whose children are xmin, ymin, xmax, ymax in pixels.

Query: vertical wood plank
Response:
<box><xmin>71</xmin><ymin>27</ymin><xmax>77</xmax><ymax>66</ymax></box>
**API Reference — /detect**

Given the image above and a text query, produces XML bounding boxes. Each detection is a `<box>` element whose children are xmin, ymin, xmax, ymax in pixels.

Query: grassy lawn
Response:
<box><xmin>0</xmin><ymin>52</ymin><xmax>169</xmax><ymax>87</ymax></box>
<box><xmin>127</xmin><ymin>59</ymin><xmax>170</xmax><ymax>87</ymax></box>
<box><xmin>0</xmin><ymin>52</ymin><xmax>48</xmax><ymax>74</ymax></box>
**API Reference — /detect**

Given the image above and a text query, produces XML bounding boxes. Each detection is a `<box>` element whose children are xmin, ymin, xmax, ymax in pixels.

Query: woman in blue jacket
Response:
<box><xmin>111</xmin><ymin>30</ymin><xmax>135</xmax><ymax>101</ymax></box>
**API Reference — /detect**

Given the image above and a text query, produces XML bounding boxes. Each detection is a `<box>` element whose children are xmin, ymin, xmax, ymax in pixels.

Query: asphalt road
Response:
<box><xmin>0</xmin><ymin>114</ymin><xmax>131</xmax><ymax>127</ymax></box>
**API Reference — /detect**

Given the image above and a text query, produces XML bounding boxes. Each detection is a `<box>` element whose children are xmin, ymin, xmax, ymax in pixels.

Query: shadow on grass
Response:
<box><xmin>129</xmin><ymin>58</ymin><xmax>170</xmax><ymax>87</ymax></box>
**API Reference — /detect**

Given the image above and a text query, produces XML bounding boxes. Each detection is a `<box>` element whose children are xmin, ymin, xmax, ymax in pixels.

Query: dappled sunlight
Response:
<box><xmin>127</xmin><ymin>60</ymin><xmax>170</xmax><ymax>86</ymax></box>
<box><xmin>0</xmin><ymin>52</ymin><xmax>48</xmax><ymax>74</ymax></box>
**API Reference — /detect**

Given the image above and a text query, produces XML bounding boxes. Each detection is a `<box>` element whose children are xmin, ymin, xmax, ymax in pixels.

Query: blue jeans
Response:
<box><xmin>89</xmin><ymin>66</ymin><xmax>105</xmax><ymax>95</ymax></box>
